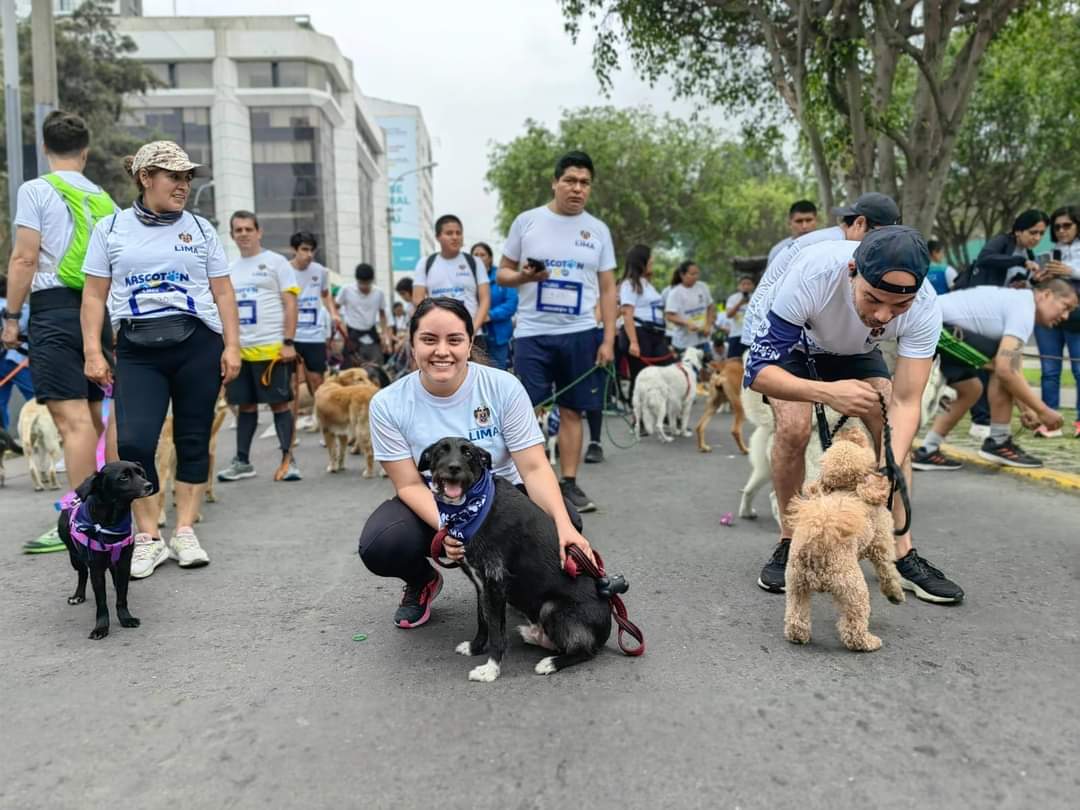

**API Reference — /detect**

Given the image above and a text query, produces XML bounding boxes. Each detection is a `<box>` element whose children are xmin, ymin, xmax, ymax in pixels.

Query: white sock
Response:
<box><xmin>923</xmin><ymin>431</ymin><xmax>944</xmax><ymax>452</ymax></box>
<box><xmin>990</xmin><ymin>423</ymin><xmax>1011</xmax><ymax>445</ymax></box>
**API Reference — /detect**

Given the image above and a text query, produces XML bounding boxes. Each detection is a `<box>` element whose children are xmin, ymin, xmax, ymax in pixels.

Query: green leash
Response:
<box><xmin>937</xmin><ymin>328</ymin><xmax>990</xmax><ymax>369</ymax></box>
<box><xmin>535</xmin><ymin>363</ymin><xmax>640</xmax><ymax>449</ymax></box>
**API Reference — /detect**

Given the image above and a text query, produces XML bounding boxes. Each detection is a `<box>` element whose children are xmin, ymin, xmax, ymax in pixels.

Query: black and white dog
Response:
<box><xmin>59</xmin><ymin>461</ymin><xmax>154</xmax><ymax>640</ymax></box>
<box><xmin>419</xmin><ymin>437</ymin><xmax>613</xmax><ymax>682</ymax></box>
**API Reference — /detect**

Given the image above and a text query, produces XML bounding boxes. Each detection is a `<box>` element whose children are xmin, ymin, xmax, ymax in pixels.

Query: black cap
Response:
<box><xmin>853</xmin><ymin>225</ymin><xmax>929</xmax><ymax>294</ymax></box>
<box><xmin>832</xmin><ymin>192</ymin><xmax>901</xmax><ymax>226</ymax></box>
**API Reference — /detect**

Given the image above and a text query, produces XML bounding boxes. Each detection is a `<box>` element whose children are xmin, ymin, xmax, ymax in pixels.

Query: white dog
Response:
<box><xmin>17</xmin><ymin>400</ymin><xmax>63</xmax><ymax>492</ymax></box>
<box><xmin>633</xmin><ymin>346</ymin><xmax>703</xmax><ymax>442</ymax></box>
<box><xmin>737</xmin><ymin>349</ymin><xmax>951</xmax><ymax>524</ymax></box>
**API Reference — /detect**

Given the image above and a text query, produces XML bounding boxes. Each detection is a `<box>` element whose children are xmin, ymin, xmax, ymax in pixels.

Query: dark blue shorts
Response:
<box><xmin>513</xmin><ymin>328</ymin><xmax>604</xmax><ymax>412</ymax></box>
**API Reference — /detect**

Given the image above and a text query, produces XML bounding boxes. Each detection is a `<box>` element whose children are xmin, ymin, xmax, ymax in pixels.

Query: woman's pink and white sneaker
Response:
<box><xmin>168</xmin><ymin>527</ymin><xmax>210</xmax><ymax>568</ymax></box>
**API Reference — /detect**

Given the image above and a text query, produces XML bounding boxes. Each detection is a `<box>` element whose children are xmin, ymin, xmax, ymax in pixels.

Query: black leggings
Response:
<box><xmin>114</xmin><ymin>320</ymin><xmax>224</xmax><ymax>492</ymax></box>
<box><xmin>623</xmin><ymin>326</ymin><xmax>672</xmax><ymax>402</ymax></box>
<box><xmin>359</xmin><ymin>484</ymin><xmax>584</xmax><ymax>585</ymax></box>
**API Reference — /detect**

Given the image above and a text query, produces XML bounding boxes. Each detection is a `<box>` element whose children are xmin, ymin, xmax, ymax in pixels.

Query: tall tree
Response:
<box><xmin>485</xmin><ymin>105</ymin><xmax>811</xmax><ymax>288</ymax></box>
<box><xmin>1</xmin><ymin>1</ymin><xmax>158</xmax><ymax>250</ymax></box>
<box><xmin>560</xmin><ymin>0</ymin><xmax>1028</xmax><ymax>233</ymax></box>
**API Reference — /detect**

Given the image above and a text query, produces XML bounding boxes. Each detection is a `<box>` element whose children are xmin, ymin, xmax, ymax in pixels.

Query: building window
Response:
<box><xmin>250</xmin><ymin>106</ymin><xmax>337</xmax><ymax>268</ymax></box>
<box><xmin>122</xmin><ymin>107</ymin><xmax>214</xmax><ymax>219</ymax></box>
<box><xmin>142</xmin><ymin>61</ymin><xmax>213</xmax><ymax>89</ymax></box>
<box><xmin>237</xmin><ymin>60</ymin><xmax>333</xmax><ymax>92</ymax></box>
<box><xmin>358</xmin><ymin>163</ymin><xmax>377</xmax><ymax>264</ymax></box>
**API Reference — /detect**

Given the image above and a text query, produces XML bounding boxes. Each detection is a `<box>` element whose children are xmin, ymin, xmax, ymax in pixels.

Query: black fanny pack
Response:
<box><xmin>121</xmin><ymin>315</ymin><xmax>197</xmax><ymax>348</ymax></box>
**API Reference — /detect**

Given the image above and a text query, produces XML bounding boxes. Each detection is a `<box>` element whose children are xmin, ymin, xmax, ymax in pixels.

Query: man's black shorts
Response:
<box><xmin>226</xmin><ymin>358</ymin><xmax>293</xmax><ymax>405</ymax></box>
<box><xmin>28</xmin><ymin>290</ymin><xmax>112</xmax><ymax>403</ymax></box>
<box><xmin>938</xmin><ymin>326</ymin><xmax>999</xmax><ymax>384</ymax></box>
<box><xmin>777</xmin><ymin>348</ymin><xmax>891</xmax><ymax>382</ymax></box>
<box><xmin>295</xmin><ymin>341</ymin><xmax>328</xmax><ymax>375</ymax></box>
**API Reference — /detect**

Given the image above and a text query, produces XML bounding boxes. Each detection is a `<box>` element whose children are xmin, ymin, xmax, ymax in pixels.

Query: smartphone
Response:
<box><xmin>524</xmin><ymin>258</ymin><xmax>546</xmax><ymax>275</ymax></box>
<box><xmin>1053</xmin><ymin>249</ymin><xmax>1062</xmax><ymax>261</ymax></box>
<box><xmin>1036</xmin><ymin>253</ymin><xmax>1051</xmax><ymax>268</ymax></box>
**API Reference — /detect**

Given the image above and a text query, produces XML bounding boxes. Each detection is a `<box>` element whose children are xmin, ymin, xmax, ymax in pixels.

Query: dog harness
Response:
<box><xmin>67</xmin><ymin>496</ymin><xmax>134</xmax><ymax>564</ymax></box>
<box><xmin>427</xmin><ymin>467</ymin><xmax>496</xmax><ymax>557</ymax></box>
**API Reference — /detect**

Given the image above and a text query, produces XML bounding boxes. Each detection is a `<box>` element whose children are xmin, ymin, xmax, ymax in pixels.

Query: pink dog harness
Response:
<box><xmin>67</xmin><ymin>497</ymin><xmax>134</xmax><ymax>564</ymax></box>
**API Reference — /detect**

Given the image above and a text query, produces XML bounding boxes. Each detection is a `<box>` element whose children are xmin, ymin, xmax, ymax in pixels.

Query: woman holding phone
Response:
<box><xmin>1033</xmin><ymin>206</ymin><xmax>1080</xmax><ymax>437</ymax></box>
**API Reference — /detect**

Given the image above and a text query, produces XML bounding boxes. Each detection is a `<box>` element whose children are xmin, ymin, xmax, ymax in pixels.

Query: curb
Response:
<box><xmin>939</xmin><ymin>442</ymin><xmax>1080</xmax><ymax>494</ymax></box>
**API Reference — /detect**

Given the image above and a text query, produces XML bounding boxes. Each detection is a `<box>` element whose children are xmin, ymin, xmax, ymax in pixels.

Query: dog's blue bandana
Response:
<box><xmin>428</xmin><ymin>468</ymin><xmax>495</xmax><ymax>543</ymax></box>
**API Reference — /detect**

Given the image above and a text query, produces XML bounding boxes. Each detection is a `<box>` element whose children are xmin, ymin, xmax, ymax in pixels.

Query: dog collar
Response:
<box><xmin>68</xmin><ymin>497</ymin><xmax>134</xmax><ymax>564</ymax></box>
<box><xmin>427</xmin><ymin>469</ymin><xmax>496</xmax><ymax>544</ymax></box>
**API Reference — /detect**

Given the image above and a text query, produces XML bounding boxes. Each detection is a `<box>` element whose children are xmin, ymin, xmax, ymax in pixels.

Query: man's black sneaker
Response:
<box><xmin>978</xmin><ymin>437</ymin><xmax>1043</xmax><ymax>468</ymax></box>
<box><xmin>757</xmin><ymin>539</ymin><xmax>790</xmax><ymax>593</ymax></box>
<box><xmin>393</xmin><ymin>569</ymin><xmax>443</xmax><ymax>628</ymax></box>
<box><xmin>895</xmin><ymin>549</ymin><xmax>964</xmax><ymax>604</ymax></box>
<box><xmin>560</xmin><ymin>479</ymin><xmax>597</xmax><ymax>513</ymax></box>
<box><xmin>912</xmin><ymin>446</ymin><xmax>963</xmax><ymax>471</ymax></box>
<box><xmin>584</xmin><ymin>442</ymin><xmax>605</xmax><ymax>464</ymax></box>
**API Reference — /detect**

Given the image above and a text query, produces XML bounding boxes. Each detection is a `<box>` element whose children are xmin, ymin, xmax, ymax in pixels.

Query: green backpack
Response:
<box><xmin>41</xmin><ymin>173</ymin><xmax>117</xmax><ymax>291</ymax></box>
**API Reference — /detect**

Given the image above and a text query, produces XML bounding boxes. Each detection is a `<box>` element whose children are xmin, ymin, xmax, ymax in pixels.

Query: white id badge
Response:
<box><xmin>128</xmin><ymin>283</ymin><xmax>195</xmax><ymax>317</ymax></box>
<box><xmin>651</xmin><ymin>301</ymin><xmax>665</xmax><ymax>325</ymax></box>
<box><xmin>238</xmin><ymin>300</ymin><xmax>257</xmax><ymax>326</ymax></box>
<box><xmin>298</xmin><ymin>307</ymin><xmax>318</xmax><ymax>327</ymax></box>
<box><xmin>536</xmin><ymin>280</ymin><xmax>583</xmax><ymax>315</ymax></box>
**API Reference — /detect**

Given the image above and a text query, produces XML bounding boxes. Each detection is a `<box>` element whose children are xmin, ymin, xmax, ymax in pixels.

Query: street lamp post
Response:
<box><xmin>386</xmin><ymin>161</ymin><xmax>437</xmax><ymax>291</ymax></box>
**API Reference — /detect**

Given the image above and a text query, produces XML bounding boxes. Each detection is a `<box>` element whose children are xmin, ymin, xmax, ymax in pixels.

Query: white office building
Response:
<box><xmin>363</xmin><ymin>96</ymin><xmax>436</xmax><ymax>280</ymax></box>
<box><xmin>114</xmin><ymin>14</ymin><xmax>407</xmax><ymax>291</ymax></box>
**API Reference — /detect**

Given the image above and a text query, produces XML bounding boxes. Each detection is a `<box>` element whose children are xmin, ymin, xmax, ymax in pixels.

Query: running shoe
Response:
<box><xmin>978</xmin><ymin>437</ymin><xmax>1043</xmax><ymax>468</ymax></box>
<box><xmin>394</xmin><ymin>569</ymin><xmax>443</xmax><ymax>628</ymax></box>
<box><xmin>22</xmin><ymin>526</ymin><xmax>66</xmax><ymax>554</ymax></box>
<box><xmin>130</xmin><ymin>534</ymin><xmax>170</xmax><ymax>579</ymax></box>
<box><xmin>560</xmin><ymin>479</ymin><xmax>596</xmax><ymax>513</ymax></box>
<box><xmin>168</xmin><ymin>527</ymin><xmax>210</xmax><ymax>568</ymax></box>
<box><xmin>278</xmin><ymin>458</ymin><xmax>302</xmax><ymax>482</ymax></box>
<box><xmin>1033</xmin><ymin>425</ymin><xmax>1063</xmax><ymax>438</ymax></box>
<box><xmin>217</xmin><ymin>458</ymin><xmax>256</xmax><ymax>482</ymax></box>
<box><xmin>757</xmin><ymin>539</ymin><xmax>790</xmax><ymax>593</ymax></box>
<box><xmin>911</xmin><ymin>446</ymin><xmax>963</xmax><ymax>471</ymax></box>
<box><xmin>584</xmin><ymin>441</ymin><xmax>605</xmax><ymax>464</ymax></box>
<box><xmin>968</xmin><ymin>423</ymin><xmax>990</xmax><ymax>441</ymax></box>
<box><xmin>895</xmin><ymin>549</ymin><xmax>964</xmax><ymax>604</ymax></box>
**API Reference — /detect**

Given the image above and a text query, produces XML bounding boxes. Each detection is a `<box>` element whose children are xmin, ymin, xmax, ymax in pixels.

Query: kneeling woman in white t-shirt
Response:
<box><xmin>362</xmin><ymin>297</ymin><xmax>593</xmax><ymax>629</ymax></box>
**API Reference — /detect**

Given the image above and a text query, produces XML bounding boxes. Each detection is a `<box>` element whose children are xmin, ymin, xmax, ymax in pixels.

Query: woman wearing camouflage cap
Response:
<box><xmin>80</xmin><ymin>140</ymin><xmax>242</xmax><ymax>580</ymax></box>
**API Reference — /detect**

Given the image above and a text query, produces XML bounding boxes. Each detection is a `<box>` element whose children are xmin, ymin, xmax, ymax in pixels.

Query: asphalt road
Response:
<box><xmin>1</xmin><ymin>404</ymin><xmax>1077</xmax><ymax>810</ymax></box>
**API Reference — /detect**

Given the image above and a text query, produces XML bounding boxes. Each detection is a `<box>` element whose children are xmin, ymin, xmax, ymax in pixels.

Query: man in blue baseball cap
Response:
<box><xmin>744</xmin><ymin>225</ymin><xmax>964</xmax><ymax>605</ymax></box>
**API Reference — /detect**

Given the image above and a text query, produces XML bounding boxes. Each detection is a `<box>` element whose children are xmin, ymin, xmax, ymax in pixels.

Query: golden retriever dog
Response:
<box><xmin>784</xmin><ymin>428</ymin><xmax>905</xmax><ymax>652</ymax></box>
<box><xmin>18</xmin><ymin>400</ymin><xmax>63</xmax><ymax>491</ymax></box>
<box><xmin>314</xmin><ymin>367</ymin><xmax>380</xmax><ymax>476</ymax></box>
<box><xmin>695</xmin><ymin>357</ymin><xmax>748</xmax><ymax>454</ymax></box>
<box><xmin>153</xmin><ymin>397</ymin><xmax>230</xmax><ymax>527</ymax></box>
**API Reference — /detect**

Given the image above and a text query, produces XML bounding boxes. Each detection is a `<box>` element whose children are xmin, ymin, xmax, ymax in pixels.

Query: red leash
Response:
<box><xmin>565</xmin><ymin>546</ymin><xmax>645</xmax><ymax>657</ymax></box>
<box><xmin>0</xmin><ymin>359</ymin><xmax>29</xmax><ymax>389</ymax></box>
<box><xmin>638</xmin><ymin>351</ymin><xmax>675</xmax><ymax>366</ymax></box>
<box><xmin>429</xmin><ymin>531</ymin><xmax>645</xmax><ymax>657</ymax></box>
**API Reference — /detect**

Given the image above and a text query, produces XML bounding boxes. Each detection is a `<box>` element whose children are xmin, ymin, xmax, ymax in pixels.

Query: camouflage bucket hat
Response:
<box><xmin>131</xmin><ymin>140</ymin><xmax>201</xmax><ymax>175</ymax></box>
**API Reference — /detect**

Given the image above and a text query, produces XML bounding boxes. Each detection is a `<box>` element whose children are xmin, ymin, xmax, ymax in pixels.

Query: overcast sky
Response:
<box><xmin>142</xmin><ymin>0</ymin><xmax>738</xmax><ymax>251</ymax></box>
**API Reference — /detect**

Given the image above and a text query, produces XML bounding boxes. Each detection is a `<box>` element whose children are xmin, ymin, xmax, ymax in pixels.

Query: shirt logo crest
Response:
<box><xmin>178</xmin><ymin>232</ymin><xmax>192</xmax><ymax>244</ymax></box>
<box><xmin>580</xmin><ymin>230</ymin><xmax>591</xmax><ymax>240</ymax></box>
<box><xmin>474</xmin><ymin>406</ymin><xmax>491</xmax><ymax>426</ymax></box>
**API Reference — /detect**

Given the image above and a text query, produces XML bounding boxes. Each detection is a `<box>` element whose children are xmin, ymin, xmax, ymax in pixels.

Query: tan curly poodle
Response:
<box><xmin>784</xmin><ymin>427</ymin><xmax>905</xmax><ymax>652</ymax></box>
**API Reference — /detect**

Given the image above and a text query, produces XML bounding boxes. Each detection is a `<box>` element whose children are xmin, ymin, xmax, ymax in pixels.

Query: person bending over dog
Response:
<box><xmin>745</xmin><ymin>225</ymin><xmax>964</xmax><ymax>605</ymax></box>
<box><xmin>914</xmin><ymin>280</ymin><xmax>1076</xmax><ymax>471</ymax></box>
<box><xmin>359</xmin><ymin>297</ymin><xmax>594</xmax><ymax>629</ymax></box>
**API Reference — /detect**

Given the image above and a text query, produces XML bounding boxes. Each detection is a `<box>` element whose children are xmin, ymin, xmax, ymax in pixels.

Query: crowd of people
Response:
<box><xmin>3</xmin><ymin>109</ymin><xmax>1077</xmax><ymax>631</ymax></box>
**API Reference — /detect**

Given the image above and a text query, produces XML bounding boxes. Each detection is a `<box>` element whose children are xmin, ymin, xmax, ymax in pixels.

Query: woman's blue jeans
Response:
<box><xmin>1033</xmin><ymin>324</ymin><xmax>1080</xmax><ymax>411</ymax></box>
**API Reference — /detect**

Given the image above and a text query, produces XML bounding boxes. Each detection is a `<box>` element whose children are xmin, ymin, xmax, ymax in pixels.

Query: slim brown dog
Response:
<box><xmin>153</xmin><ymin>396</ymin><xmax>229</xmax><ymax>526</ymax></box>
<box><xmin>695</xmin><ymin>357</ymin><xmax>748</xmax><ymax>454</ymax></box>
<box><xmin>314</xmin><ymin>367</ymin><xmax>380</xmax><ymax>476</ymax></box>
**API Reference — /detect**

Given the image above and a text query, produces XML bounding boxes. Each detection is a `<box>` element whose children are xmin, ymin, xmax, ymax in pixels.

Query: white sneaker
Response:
<box><xmin>168</xmin><ymin>527</ymin><xmax>210</xmax><ymax>568</ymax></box>
<box><xmin>130</xmin><ymin>534</ymin><xmax>169</xmax><ymax>579</ymax></box>
<box><xmin>296</xmin><ymin>414</ymin><xmax>316</xmax><ymax>431</ymax></box>
<box><xmin>968</xmin><ymin>423</ymin><xmax>991</xmax><ymax>440</ymax></box>
<box><xmin>55</xmin><ymin>457</ymin><xmax>67</xmax><ymax>473</ymax></box>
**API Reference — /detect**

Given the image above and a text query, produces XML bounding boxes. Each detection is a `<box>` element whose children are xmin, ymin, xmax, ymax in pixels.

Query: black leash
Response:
<box><xmin>800</xmin><ymin>335</ymin><xmax>911</xmax><ymax>536</ymax></box>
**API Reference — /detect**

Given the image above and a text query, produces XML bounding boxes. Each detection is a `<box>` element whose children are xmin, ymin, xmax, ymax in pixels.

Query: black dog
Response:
<box><xmin>59</xmin><ymin>461</ymin><xmax>153</xmax><ymax>640</ymax></box>
<box><xmin>419</xmin><ymin>437</ymin><xmax>612</xmax><ymax>682</ymax></box>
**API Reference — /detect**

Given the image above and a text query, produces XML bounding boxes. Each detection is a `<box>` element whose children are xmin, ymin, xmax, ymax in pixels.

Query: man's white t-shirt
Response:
<box><xmin>15</xmin><ymin>171</ymin><xmax>107</xmax><ymax>293</ymax></box>
<box><xmin>293</xmin><ymin>260</ymin><xmax>330</xmax><ymax>343</ymax></box>
<box><xmin>369</xmin><ymin>362</ymin><xmax>544</xmax><ymax>485</ymax></box>
<box><xmin>501</xmin><ymin>205</ymin><xmax>617</xmax><ymax>338</ymax></box>
<box><xmin>82</xmin><ymin>208</ymin><xmax>229</xmax><ymax>333</ymax></box>
<box><xmin>743</xmin><ymin>226</ymin><xmax>845</xmax><ymax>344</ymax></box>
<box><xmin>725</xmin><ymin>291</ymin><xmax>751</xmax><ymax>338</ymax></box>
<box><xmin>665</xmin><ymin>282</ymin><xmax>714</xmax><ymax>349</ymax></box>
<box><xmin>336</xmin><ymin>285</ymin><xmax>386</xmax><ymax>334</ymax></box>
<box><xmin>619</xmin><ymin>279</ymin><xmax>664</xmax><ymax>327</ymax></box>
<box><xmin>228</xmin><ymin>250</ymin><xmax>300</xmax><ymax>360</ymax></box>
<box><xmin>767</xmin><ymin>236</ymin><xmax>793</xmax><ymax>266</ymax></box>
<box><xmin>414</xmin><ymin>252</ymin><xmax>488</xmax><ymax>319</ymax></box>
<box><xmin>769</xmin><ymin>240</ymin><xmax>941</xmax><ymax>359</ymax></box>
<box><xmin>938</xmin><ymin>287</ymin><xmax>1035</xmax><ymax>343</ymax></box>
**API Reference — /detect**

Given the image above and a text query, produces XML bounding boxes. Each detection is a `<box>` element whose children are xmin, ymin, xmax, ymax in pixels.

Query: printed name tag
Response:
<box><xmin>536</xmin><ymin>279</ymin><xmax>583</xmax><ymax>315</ymax></box>
<box><xmin>238</xmin><ymin>300</ymin><xmax>257</xmax><ymax>326</ymax></box>
<box><xmin>128</xmin><ymin>283</ymin><xmax>196</xmax><ymax>317</ymax></box>
<box><xmin>298</xmin><ymin>307</ymin><xmax>318</xmax><ymax>327</ymax></box>
<box><xmin>651</xmin><ymin>301</ymin><xmax>665</xmax><ymax>325</ymax></box>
